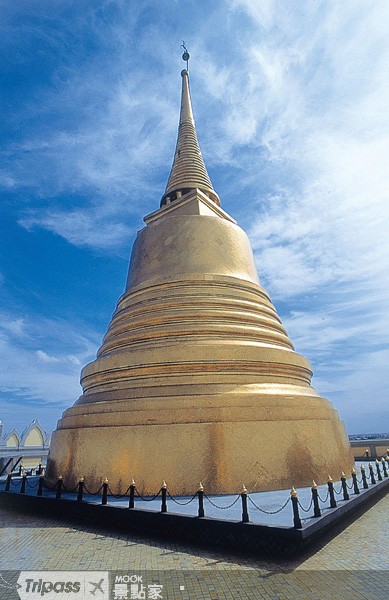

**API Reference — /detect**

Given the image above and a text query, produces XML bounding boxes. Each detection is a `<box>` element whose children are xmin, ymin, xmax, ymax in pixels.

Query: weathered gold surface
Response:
<box><xmin>47</xmin><ymin>190</ymin><xmax>353</xmax><ymax>494</ymax></box>
<box><xmin>47</xmin><ymin>69</ymin><xmax>353</xmax><ymax>494</ymax></box>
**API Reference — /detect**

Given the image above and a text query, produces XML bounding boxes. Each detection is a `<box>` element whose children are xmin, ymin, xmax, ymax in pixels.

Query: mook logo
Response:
<box><xmin>16</xmin><ymin>572</ymin><xmax>109</xmax><ymax>600</ymax></box>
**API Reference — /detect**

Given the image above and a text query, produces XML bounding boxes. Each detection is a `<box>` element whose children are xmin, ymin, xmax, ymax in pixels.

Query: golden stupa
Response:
<box><xmin>47</xmin><ymin>60</ymin><xmax>353</xmax><ymax>494</ymax></box>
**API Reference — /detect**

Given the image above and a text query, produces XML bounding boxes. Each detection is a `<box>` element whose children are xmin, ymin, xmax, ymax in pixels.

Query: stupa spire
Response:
<box><xmin>161</xmin><ymin>47</ymin><xmax>220</xmax><ymax>207</ymax></box>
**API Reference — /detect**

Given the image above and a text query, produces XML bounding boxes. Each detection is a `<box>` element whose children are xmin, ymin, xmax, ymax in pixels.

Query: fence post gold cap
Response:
<box><xmin>104</xmin><ymin>477</ymin><xmax>108</xmax><ymax>484</ymax></box>
<box><xmin>381</xmin><ymin>457</ymin><xmax>386</xmax><ymax>463</ymax></box>
<box><xmin>352</xmin><ymin>468</ymin><xmax>356</xmax><ymax>474</ymax></box>
<box><xmin>58</xmin><ymin>475</ymin><xmax>63</xmax><ymax>480</ymax></box>
<box><xmin>341</xmin><ymin>471</ymin><xmax>346</xmax><ymax>478</ymax></box>
<box><xmin>198</xmin><ymin>482</ymin><xmax>204</xmax><ymax>492</ymax></box>
<box><xmin>241</xmin><ymin>484</ymin><xmax>247</xmax><ymax>494</ymax></box>
<box><xmin>361</xmin><ymin>464</ymin><xmax>365</xmax><ymax>471</ymax></box>
<box><xmin>327</xmin><ymin>475</ymin><xmax>333</xmax><ymax>482</ymax></box>
<box><xmin>79</xmin><ymin>477</ymin><xmax>84</xmax><ymax>482</ymax></box>
<box><xmin>290</xmin><ymin>487</ymin><xmax>298</xmax><ymax>497</ymax></box>
<box><xmin>39</xmin><ymin>473</ymin><xmax>44</xmax><ymax>478</ymax></box>
<box><xmin>312</xmin><ymin>480</ymin><xmax>317</xmax><ymax>489</ymax></box>
<box><xmin>375</xmin><ymin>459</ymin><xmax>379</xmax><ymax>464</ymax></box>
<box><xmin>131</xmin><ymin>478</ymin><xmax>136</xmax><ymax>486</ymax></box>
<box><xmin>161</xmin><ymin>480</ymin><xmax>167</xmax><ymax>489</ymax></box>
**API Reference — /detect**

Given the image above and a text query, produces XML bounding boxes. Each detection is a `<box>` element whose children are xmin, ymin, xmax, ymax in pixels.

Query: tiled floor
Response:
<box><xmin>0</xmin><ymin>494</ymin><xmax>388</xmax><ymax>599</ymax></box>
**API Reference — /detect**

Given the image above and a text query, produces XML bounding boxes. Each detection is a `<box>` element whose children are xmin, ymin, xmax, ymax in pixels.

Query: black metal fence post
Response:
<box><xmin>20</xmin><ymin>474</ymin><xmax>27</xmax><ymax>494</ymax></box>
<box><xmin>361</xmin><ymin>465</ymin><xmax>369</xmax><ymax>489</ymax></box>
<box><xmin>102</xmin><ymin>478</ymin><xmax>108</xmax><ymax>505</ymax></box>
<box><xmin>352</xmin><ymin>469</ymin><xmax>360</xmax><ymax>495</ymax></box>
<box><xmin>161</xmin><ymin>481</ymin><xmax>167</xmax><ymax>513</ymax></box>
<box><xmin>197</xmin><ymin>483</ymin><xmax>204</xmax><ymax>518</ymax></box>
<box><xmin>241</xmin><ymin>485</ymin><xmax>249</xmax><ymax>523</ymax></box>
<box><xmin>37</xmin><ymin>463</ymin><xmax>43</xmax><ymax>475</ymax></box>
<box><xmin>341</xmin><ymin>472</ymin><xmax>349</xmax><ymax>500</ymax></box>
<box><xmin>5</xmin><ymin>473</ymin><xmax>11</xmax><ymax>492</ymax></box>
<box><xmin>18</xmin><ymin>464</ymin><xmax>23</xmax><ymax>477</ymax></box>
<box><xmin>291</xmin><ymin>487</ymin><xmax>302</xmax><ymax>529</ymax></box>
<box><xmin>37</xmin><ymin>474</ymin><xmax>44</xmax><ymax>496</ymax></box>
<box><xmin>375</xmin><ymin>460</ymin><xmax>382</xmax><ymax>481</ymax></box>
<box><xmin>368</xmin><ymin>463</ymin><xmax>376</xmax><ymax>484</ymax></box>
<box><xmin>311</xmin><ymin>481</ymin><xmax>321</xmax><ymax>517</ymax></box>
<box><xmin>382</xmin><ymin>458</ymin><xmax>388</xmax><ymax>478</ymax></box>
<box><xmin>55</xmin><ymin>477</ymin><xmax>63</xmax><ymax>500</ymax></box>
<box><xmin>77</xmin><ymin>478</ymin><xmax>84</xmax><ymax>502</ymax></box>
<box><xmin>327</xmin><ymin>476</ymin><xmax>337</xmax><ymax>508</ymax></box>
<box><xmin>129</xmin><ymin>480</ymin><xmax>135</xmax><ymax>509</ymax></box>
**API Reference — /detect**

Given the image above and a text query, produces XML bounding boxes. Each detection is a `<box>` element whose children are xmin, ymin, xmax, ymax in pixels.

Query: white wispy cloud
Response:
<box><xmin>0</xmin><ymin>310</ymin><xmax>99</xmax><ymax>405</ymax></box>
<box><xmin>19</xmin><ymin>209</ymin><xmax>134</xmax><ymax>250</ymax></box>
<box><xmin>36</xmin><ymin>350</ymin><xmax>61</xmax><ymax>364</ymax></box>
<box><xmin>1</xmin><ymin>318</ymin><xmax>25</xmax><ymax>337</ymax></box>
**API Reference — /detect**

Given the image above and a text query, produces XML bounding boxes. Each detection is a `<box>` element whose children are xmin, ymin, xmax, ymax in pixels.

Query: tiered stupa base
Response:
<box><xmin>48</xmin><ymin>389</ymin><xmax>352</xmax><ymax>495</ymax></box>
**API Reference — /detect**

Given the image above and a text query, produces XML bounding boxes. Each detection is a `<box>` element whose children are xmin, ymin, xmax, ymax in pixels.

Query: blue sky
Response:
<box><xmin>1</xmin><ymin>0</ymin><xmax>388</xmax><ymax>437</ymax></box>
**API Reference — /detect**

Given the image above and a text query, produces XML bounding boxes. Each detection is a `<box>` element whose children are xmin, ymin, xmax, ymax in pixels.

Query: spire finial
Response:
<box><xmin>181</xmin><ymin>41</ymin><xmax>190</xmax><ymax>71</ymax></box>
<box><xmin>160</xmin><ymin>47</ymin><xmax>220</xmax><ymax>208</ymax></box>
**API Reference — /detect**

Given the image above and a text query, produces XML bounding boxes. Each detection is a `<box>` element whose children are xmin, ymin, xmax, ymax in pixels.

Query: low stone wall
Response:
<box><xmin>350</xmin><ymin>439</ymin><xmax>389</xmax><ymax>460</ymax></box>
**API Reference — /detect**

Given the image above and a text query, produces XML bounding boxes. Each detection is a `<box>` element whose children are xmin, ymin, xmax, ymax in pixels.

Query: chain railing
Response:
<box><xmin>297</xmin><ymin>497</ymin><xmax>313</xmax><ymax>514</ymax></box>
<box><xmin>83</xmin><ymin>483</ymin><xmax>104</xmax><ymax>496</ymax></box>
<box><xmin>1</xmin><ymin>462</ymin><xmax>387</xmax><ymax>528</ymax></box>
<box><xmin>203</xmin><ymin>493</ymin><xmax>241</xmax><ymax>510</ymax></box>
<box><xmin>62</xmin><ymin>482</ymin><xmax>80</xmax><ymax>494</ymax></box>
<box><xmin>134</xmin><ymin>487</ymin><xmax>161</xmax><ymax>502</ymax></box>
<box><xmin>317</xmin><ymin>490</ymin><xmax>329</xmax><ymax>504</ymax></box>
<box><xmin>107</xmin><ymin>485</ymin><xmax>132</xmax><ymax>499</ymax></box>
<box><xmin>247</xmin><ymin>494</ymin><xmax>290</xmax><ymax>515</ymax></box>
<box><xmin>167</xmin><ymin>490</ymin><xmax>197</xmax><ymax>506</ymax></box>
<box><xmin>10</xmin><ymin>478</ymin><xmax>22</xmax><ymax>488</ymax></box>
<box><xmin>25</xmin><ymin>478</ymin><xmax>40</xmax><ymax>489</ymax></box>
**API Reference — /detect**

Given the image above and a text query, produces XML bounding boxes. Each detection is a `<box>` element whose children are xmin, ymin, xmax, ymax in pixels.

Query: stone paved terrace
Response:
<box><xmin>0</xmin><ymin>490</ymin><xmax>388</xmax><ymax>599</ymax></box>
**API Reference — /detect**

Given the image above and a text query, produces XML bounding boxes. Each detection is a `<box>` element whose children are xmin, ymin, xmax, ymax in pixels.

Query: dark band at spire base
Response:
<box><xmin>161</xmin><ymin>186</ymin><xmax>220</xmax><ymax>207</ymax></box>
